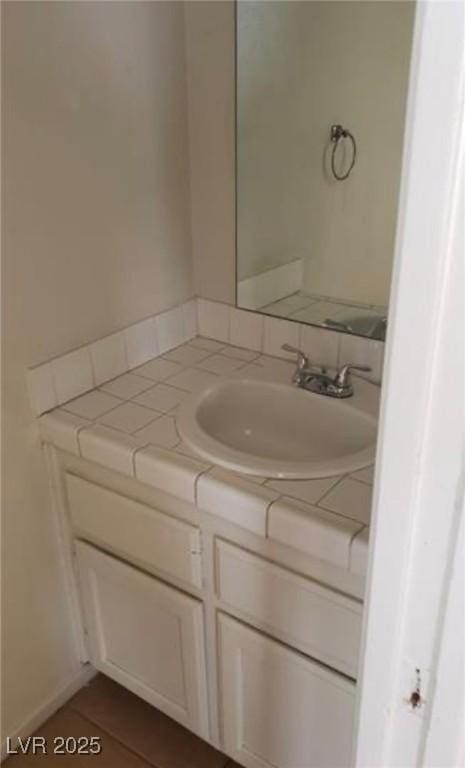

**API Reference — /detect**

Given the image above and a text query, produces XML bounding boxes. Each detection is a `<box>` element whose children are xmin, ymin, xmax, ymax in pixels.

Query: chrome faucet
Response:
<box><xmin>282</xmin><ymin>344</ymin><xmax>371</xmax><ymax>398</ymax></box>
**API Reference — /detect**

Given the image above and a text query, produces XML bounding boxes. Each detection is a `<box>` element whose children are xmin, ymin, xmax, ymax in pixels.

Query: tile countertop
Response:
<box><xmin>38</xmin><ymin>336</ymin><xmax>377</xmax><ymax>579</ymax></box>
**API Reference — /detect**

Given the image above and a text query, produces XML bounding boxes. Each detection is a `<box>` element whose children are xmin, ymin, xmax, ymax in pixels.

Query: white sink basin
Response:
<box><xmin>177</xmin><ymin>377</ymin><xmax>378</xmax><ymax>479</ymax></box>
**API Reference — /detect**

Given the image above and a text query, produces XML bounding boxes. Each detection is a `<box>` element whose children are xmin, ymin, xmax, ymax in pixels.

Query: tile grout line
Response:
<box><xmin>349</xmin><ymin>474</ymin><xmax>374</xmax><ymax>488</ymax></box>
<box><xmin>314</xmin><ymin>474</ymin><xmax>349</xmax><ymax>506</ymax></box>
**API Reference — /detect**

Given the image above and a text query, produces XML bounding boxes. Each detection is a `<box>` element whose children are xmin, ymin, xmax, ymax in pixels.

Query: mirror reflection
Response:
<box><xmin>236</xmin><ymin>1</ymin><xmax>416</xmax><ymax>341</ymax></box>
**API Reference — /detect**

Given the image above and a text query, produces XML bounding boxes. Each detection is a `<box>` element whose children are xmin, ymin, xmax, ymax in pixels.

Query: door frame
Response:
<box><xmin>354</xmin><ymin>1</ymin><xmax>464</xmax><ymax>765</ymax></box>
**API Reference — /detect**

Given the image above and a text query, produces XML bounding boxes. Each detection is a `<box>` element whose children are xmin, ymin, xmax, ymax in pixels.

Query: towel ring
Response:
<box><xmin>330</xmin><ymin>124</ymin><xmax>357</xmax><ymax>181</ymax></box>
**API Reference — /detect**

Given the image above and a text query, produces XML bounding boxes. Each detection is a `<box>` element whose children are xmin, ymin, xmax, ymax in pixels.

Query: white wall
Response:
<box><xmin>237</xmin><ymin>1</ymin><xmax>415</xmax><ymax>307</ymax></box>
<box><xmin>1</xmin><ymin>1</ymin><xmax>193</xmax><ymax>740</ymax></box>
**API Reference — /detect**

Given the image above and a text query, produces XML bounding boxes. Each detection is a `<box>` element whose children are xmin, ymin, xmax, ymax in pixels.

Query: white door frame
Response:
<box><xmin>354</xmin><ymin>2</ymin><xmax>464</xmax><ymax>766</ymax></box>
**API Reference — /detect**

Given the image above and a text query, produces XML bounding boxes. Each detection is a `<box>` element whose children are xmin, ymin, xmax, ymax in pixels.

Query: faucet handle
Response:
<box><xmin>281</xmin><ymin>344</ymin><xmax>309</xmax><ymax>370</ymax></box>
<box><xmin>334</xmin><ymin>363</ymin><xmax>371</xmax><ymax>388</ymax></box>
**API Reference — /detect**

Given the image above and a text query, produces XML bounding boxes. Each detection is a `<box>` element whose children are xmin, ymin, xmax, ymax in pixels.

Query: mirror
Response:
<box><xmin>236</xmin><ymin>1</ymin><xmax>416</xmax><ymax>341</ymax></box>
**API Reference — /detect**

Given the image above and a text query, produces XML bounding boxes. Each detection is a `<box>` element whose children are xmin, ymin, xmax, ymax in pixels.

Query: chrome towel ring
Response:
<box><xmin>330</xmin><ymin>124</ymin><xmax>357</xmax><ymax>181</ymax></box>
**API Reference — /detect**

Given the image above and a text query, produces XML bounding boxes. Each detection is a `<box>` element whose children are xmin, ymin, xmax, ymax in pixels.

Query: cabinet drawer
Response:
<box><xmin>218</xmin><ymin>613</ymin><xmax>355</xmax><ymax>768</ymax></box>
<box><xmin>215</xmin><ymin>539</ymin><xmax>361</xmax><ymax>677</ymax></box>
<box><xmin>76</xmin><ymin>541</ymin><xmax>209</xmax><ymax>738</ymax></box>
<box><xmin>66</xmin><ymin>474</ymin><xmax>202</xmax><ymax>588</ymax></box>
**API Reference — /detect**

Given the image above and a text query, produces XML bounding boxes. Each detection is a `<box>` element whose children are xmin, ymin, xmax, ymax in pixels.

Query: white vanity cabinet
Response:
<box><xmin>218</xmin><ymin>613</ymin><xmax>355</xmax><ymax>768</ymax></box>
<box><xmin>53</xmin><ymin>458</ymin><xmax>362</xmax><ymax>768</ymax></box>
<box><xmin>76</xmin><ymin>541</ymin><xmax>209</xmax><ymax>739</ymax></box>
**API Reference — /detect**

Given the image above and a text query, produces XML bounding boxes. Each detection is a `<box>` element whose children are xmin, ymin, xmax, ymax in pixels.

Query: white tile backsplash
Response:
<box><xmin>263</xmin><ymin>316</ymin><xmax>300</xmax><ymax>359</ymax></box>
<box><xmin>155</xmin><ymin>305</ymin><xmax>186</xmax><ymax>354</ymax></box>
<box><xmin>338</xmin><ymin>333</ymin><xmax>384</xmax><ymax>383</ymax></box>
<box><xmin>197</xmin><ymin>299</ymin><xmax>230</xmax><ymax>342</ymax></box>
<box><xmin>90</xmin><ymin>332</ymin><xmax>127</xmax><ymax>386</ymax></box>
<box><xmin>182</xmin><ymin>299</ymin><xmax>198</xmax><ymax>340</ymax></box>
<box><xmin>51</xmin><ymin>347</ymin><xmax>94</xmax><ymax>404</ymax></box>
<box><xmin>27</xmin><ymin>297</ymin><xmax>384</xmax><ymax>416</ymax></box>
<box><xmin>124</xmin><ymin>317</ymin><xmax>159</xmax><ymax>369</ymax></box>
<box><xmin>300</xmin><ymin>324</ymin><xmax>340</xmax><ymax>369</ymax></box>
<box><xmin>229</xmin><ymin>307</ymin><xmax>263</xmax><ymax>351</ymax></box>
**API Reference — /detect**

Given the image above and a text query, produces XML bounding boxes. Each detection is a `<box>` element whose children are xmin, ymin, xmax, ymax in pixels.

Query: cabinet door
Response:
<box><xmin>76</xmin><ymin>541</ymin><xmax>209</xmax><ymax>739</ymax></box>
<box><xmin>218</xmin><ymin>613</ymin><xmax>355</xmax><ymax>768</ymax></box>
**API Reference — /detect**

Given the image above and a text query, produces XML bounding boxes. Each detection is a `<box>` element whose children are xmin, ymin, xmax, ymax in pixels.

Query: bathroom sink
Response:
<box><xmin>177</xmin><ymin>377</ymin><xmax>377</xmax><ymax>479</ymax></box>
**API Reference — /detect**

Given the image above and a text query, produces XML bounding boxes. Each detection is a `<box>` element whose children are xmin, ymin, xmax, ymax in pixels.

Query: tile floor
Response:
<box><xmin>5</xmin><ymin>674</ymin><xmax>241</xmax><ymax>768</ymax></box>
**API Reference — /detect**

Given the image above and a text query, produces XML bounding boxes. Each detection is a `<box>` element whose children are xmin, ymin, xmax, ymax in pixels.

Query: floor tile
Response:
<box><xmin>63</xmin><ymin>390</ymin><xmax>122</xmax><ymax>420</ymax></box>
<box><xmin>135</xmin><ymin>358</ymin><xmax>184</xmax><ymax>383</ymax></box>
<box><xmin>100</xmin><ymin>373</ymin><xmax>154</xmax><ymax>400</ymax></box>
<box><xmin>165</xmin><ymin>367</ymin><xmax>218</xmax><ymax>393</ymax></box>
<box><xmin>69</xmin><ymin>675</ymin><xmax>228</xmax><ymax>768</ymax></box>
<box><xmin>133</xmin><ymin>383</ymin><xmax>187</xmax><ymax>413</ymax></box>
<box><xmin>3</xmin><ymin>706</ymin><xmax>151</xmax><ymax>767</ymax></box>
<box><xmin>98</xmin><ymin>402</ymin><xmax>159</xmax><ymax>434</ymax></box>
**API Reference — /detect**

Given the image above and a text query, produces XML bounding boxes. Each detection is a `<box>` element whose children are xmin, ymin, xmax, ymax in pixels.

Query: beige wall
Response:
<box><xmin>1</xmin><ymin>1</ymin><xmax>193</xmax><ymax>739</ymax></box>
<box><xmin>184</xmin><ymin>1</ymin><xmax>236</xmax><ymax>305</ymax></box>
<box><xmin>237</xmin><ymin>1</ymin><xmax>415</xmax><ymax>306</ymax></box>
